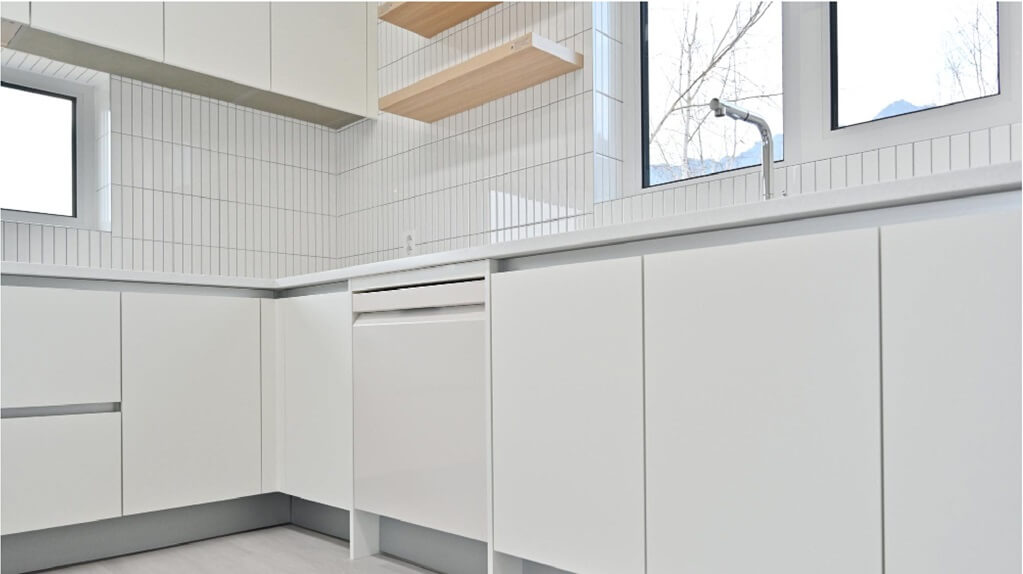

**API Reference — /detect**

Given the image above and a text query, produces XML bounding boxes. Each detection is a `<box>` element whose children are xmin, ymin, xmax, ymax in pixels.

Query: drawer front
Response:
<box><xmin>1</xmin><ymin>286</ymin><xmax>120</xmax><ymax>408</ymax></box>
<box><xmin>353</xmin><ymin>308</ymin><xmax>487</xmax><ymax>541</ymax></box>
<box><xmin>1</xmin><ymin>413</ymin><xmax>122</xmax><ymax>534</ymax></box>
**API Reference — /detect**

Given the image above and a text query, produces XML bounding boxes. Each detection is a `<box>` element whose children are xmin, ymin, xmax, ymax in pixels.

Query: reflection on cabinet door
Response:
<box><xmin>644</xmin><ymin>229</ymin><xmax>882</xmax><ymax>574</ymax></box>
<box><xmin>491</xmin><ymin>257</ymin><xmax>645</xmax><ymax>574</ymax></box>
<box><xmin>122</xmin><ymin>293</ymin><xmax>261</xmax><ymax>515</ymax></box>
<box><xmin>1</xmin><ymin>286</ymin><xmax>120</xmax><ymax>408</ymax></box>
<box><xmin>280</xmin><ymin>292</ymin><xmax>353</xmax><ymax>510</ymax></box>
<box><xmin>881</xmin><ymin>211</ymin><xmax>1022</xmax><ymax>574</ymax></box>
<box><xmin>1</xmin><ymin>413</ymin><xmax>121</xmax><ymax>534</ymax></box>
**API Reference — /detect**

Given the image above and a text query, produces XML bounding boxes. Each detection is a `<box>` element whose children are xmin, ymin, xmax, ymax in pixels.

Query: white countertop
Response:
<box><xmin>4</xmin><ymin>161</ymin><xmax>1020</xmax><ymax>291</ymax></box>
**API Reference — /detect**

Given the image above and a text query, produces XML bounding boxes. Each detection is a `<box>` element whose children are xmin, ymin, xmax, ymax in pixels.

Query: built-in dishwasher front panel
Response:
<box><xmin>352</xmin><ymin>280</ymin><xmax>488</xmax><ymax>542</ymax></box>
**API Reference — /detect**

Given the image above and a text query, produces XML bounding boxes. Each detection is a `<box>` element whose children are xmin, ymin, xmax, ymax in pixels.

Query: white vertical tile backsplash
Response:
<box><xmin>335</xmin><ymin>2</ymin><xmax>600</xmax><ymax>266</ymax></box>
<box><xmin>3</xmin><ymin>72</ymin><xmax>339</xmax><ymax>278</ymax></box>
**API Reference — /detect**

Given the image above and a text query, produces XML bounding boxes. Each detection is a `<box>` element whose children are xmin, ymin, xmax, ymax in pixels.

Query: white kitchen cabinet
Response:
<box><xmin>260</xmin><ymin>299</ymin><xmax>281</xmax><ymax>493</ymax></box>
<box><xmin>164</xmin><ymin>2</ymin><xmax>270</xmax><ymax>90</ymax></box>
<box><xmin>271</xmin><ymin>2</ymin><xmax>369</xmax><ymax>115</ymax></box>
<box><xmin>353</xmin><ymin>283</ymin><xmax>488</xmax><ymax>542</ymax></box>
<box><xmin>881</xmin><ymin>211</ymin><xmax>1022</xmax><ymax>574</ymax></box>
<box><xmin>29</xmin><ymin>2</ymin><xmax>163</xmax><ymax>61</ymax></box>
<box><xmin>279</xmin><ymin>292</ymin><xmax>353</xmax><ymax>510</ymax></box>
<box><xmin>491</xmin><ymin>258</ymin><xmax>645</xmax><ymax>574</ymax></box>
<box><xmin>1</xmin><ymin>413</ymin><xmax>121</xmax><ymax>534</ymax></box>
<box><xmin>644</xmin><ymin>229</ymin><xmax>882</xmax><ymax>574</ymax></box>
<box><xmin>121</xmin><ymin>293</ymin><xmax>261</xmax><ymax>515</ymax></box>
<box><xmin>1</xmin><ymin>286</ymin><xmax>120</xmax><ymax>408</ymax></box>
<box><xmin>1</xmin><ymin>2</ymin><xmax>30</xmax><ymax>24</ymax></box>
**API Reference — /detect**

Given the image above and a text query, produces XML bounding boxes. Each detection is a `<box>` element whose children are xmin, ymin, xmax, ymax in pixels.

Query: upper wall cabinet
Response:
<box><xmin>881</xmin><ymin>211</ymin><xmax>1022</xmax><ymax>574</ymax></box>
<box><xmin>1</xmin><ymin>286</ymin><xmax>120</xmax><ymax>408</ymax></box>
<box><xmin>271</xmin><ymin>2</ymin><xmax>369</xmax><ymax>116</ymax></box>
<box><xmin>164</xmin><ymin>2</ymin><xmax>271</xmax><ymax>90</ymax></box>
<box><xmin>1</xmin><ymin>2</ymin><xmax>30</xmax><ymax>24</ymax></box>
<box><xmin>29</xmin><ymin>2</ymin><xmax>163</xmax><ymax>61</ymax></box>
<box><xmin>9</xmin><ymin>2</ymin><xmax>375</xmax><ymax>127</ymax></box>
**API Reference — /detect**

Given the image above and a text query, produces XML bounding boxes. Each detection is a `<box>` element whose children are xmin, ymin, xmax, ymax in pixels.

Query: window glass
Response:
<box><xmin>833</xmin><ymin>3</ymin><xmax>999</xmax><ymax>128</ymax></box>
<box><xmin>0</xmin><ymin>83</ymin><xmax>75</xmax><ymax>216</ymax></box>
<box><xmin>643</xmin><ymin>1</ymin><xmax>783</xmax><ymax>187</ymax></box>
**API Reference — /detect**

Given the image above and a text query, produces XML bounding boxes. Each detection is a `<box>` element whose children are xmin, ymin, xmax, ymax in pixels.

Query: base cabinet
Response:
<box><xmin>881</xmin><ymin>211</ymin><xmax>1022</xmax><ymax>573</ymax></box>
<box><xmin>644</xmin><ymin>229</ymin><xmax>883</xmax><ymax>574</ymax></box>
<box><xmin>1</xmin><ymin>413</ymin><xmax>121</xmax><ymax>535</ymax></box>
<box><xmin>491</xmin><ymin>258</ymin><xmax>646</xmax><ymax>574</ymax></box>
<box><xmin>279</xmin><ymin>292</ymin><xmax>353</xmax><ymax>510</ymax></box>
<box><xmin>121</xmin><ymin>293</ymin><xmax>261</xmax><ymax>515</ymax></box>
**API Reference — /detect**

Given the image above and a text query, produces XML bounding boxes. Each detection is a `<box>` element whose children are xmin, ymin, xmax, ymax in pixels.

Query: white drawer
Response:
<box><xmin>1</xmin><ymin>413</ymin><xmax>122</xmax><ymax>534</ymax></box>
<box><xmin>1</xmin><ymin>286</ymin><xmax>120</xmax><ymax>408</ymax></box>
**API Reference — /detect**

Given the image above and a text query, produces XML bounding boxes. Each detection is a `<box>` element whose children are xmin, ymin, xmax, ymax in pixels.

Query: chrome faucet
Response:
<box><xmin>709</xmin><ymin>98</ymin><xmax>779</xmax><ymax>200</ymax></box>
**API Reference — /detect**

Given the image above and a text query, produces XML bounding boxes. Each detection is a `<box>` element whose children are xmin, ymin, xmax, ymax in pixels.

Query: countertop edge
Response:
<box><xmin>4</xmin><ymin>162</ymin><xmax>1021</xmax><ymax>291</ymax></box>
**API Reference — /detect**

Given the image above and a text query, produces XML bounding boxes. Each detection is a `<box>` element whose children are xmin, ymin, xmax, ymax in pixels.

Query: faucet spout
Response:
<box><xmin>708</xmin><ymin>98</ymin><xmax>778</xmax><ymax>200</ymax></box>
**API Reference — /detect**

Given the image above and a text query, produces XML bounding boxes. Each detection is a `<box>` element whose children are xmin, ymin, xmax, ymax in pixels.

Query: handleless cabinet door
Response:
<box><xmin>1</xmin><ymin>286</ymin><xmax>120</xmax><ymax>408</ymax></box>
<box><xmin>271</xmin><ymin>2</ymin><xmax>368</xmax><ymax>115</ymax></box>
<box><xmin>1</xmin><ymin>413</ymin><xmax>121</xmax><ymax>534</ymax></box>
<box><xmin>164</xmin><ymin>2</ymin><xmax>271</xmax><ymax>90</ymax></box>
<box><xmin>644</xmin><ymin>229</ymin><xmax>882</xmax><ymax>574</ymax></box>
<box><xmin>353</xmin><ymin>305</ymin><xmax>487</xmax><ymax>542</ymax></box>
<box><xmin>280</xmin><ymin>292</ymin><xmax>353</xmax><ymax>510</ymax></box>
<box><xmin>121</xmin><ymin>292</ymin><xmax>261</xmax><ymax>515</ymax></box>
<box><xmin>1</xmin><ymin>2</ymin><xmax>29</xmax><ymax>24</ymax></box>
<box><xmin>30</xmin><ymin>2</ymin><xmax>163</xmax><ymax>61</ymax></box>
<box><xmin>881</xmin><ymin>211</ymin><xmax>1022</xmax><ymax>573</ymax></box>
<box><xmin>491</xmin><ymin>257</ymin><xmax>646</xmax><ymax>574</ymax></box>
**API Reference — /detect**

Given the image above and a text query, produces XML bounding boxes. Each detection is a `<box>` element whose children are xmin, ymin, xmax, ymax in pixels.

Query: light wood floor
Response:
<box><xmin>46</xmin><ymin>525</ymin><xmax>437</xmax><ymax>574</ymax></box>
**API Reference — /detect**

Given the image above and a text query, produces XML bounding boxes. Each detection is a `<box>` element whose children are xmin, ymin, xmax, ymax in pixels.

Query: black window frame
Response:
<box><xmin>640</xmin><ymin>1</ymin><xmax>651</xmax><ymax>189</ymax></box>
<box><xmin>0</xmin><ymin>80</ymin><xmax>78</xmax><ymax>218</ymax></box>
<box><xmin>829</xmin><ymin>2</ymin><xmax>1002</xmax><ymax>130</ymax></box>
<box><xmin>640</xmin><ymin>1</ymin><xmax>784</xmax><ymax>190</ymax></box>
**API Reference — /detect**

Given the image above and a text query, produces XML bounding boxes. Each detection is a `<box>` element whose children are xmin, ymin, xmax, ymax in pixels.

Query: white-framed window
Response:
<box><xmin>628</xmin><ymin>1</ymin><xmax>1022</xmax><ymax>195</ymax></box>
<box><xmin>0</xmin><ymin>60</ymin><xmax>110</xmax><ymax>230</ymax></box>
<box><xmin>1</xmin><ymin>81</ymin><xmax>77</xmax><ymax>217</ymax></box>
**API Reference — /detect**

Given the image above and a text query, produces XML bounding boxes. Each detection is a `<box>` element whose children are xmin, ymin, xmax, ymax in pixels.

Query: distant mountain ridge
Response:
<box><xmin>873</xmin><ymin>99</ymin><xmax>933</xmax><ymax>120</ymax></box>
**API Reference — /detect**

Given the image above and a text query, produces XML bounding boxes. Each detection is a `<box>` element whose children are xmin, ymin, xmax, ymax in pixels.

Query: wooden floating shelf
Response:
<box><xmin>378</xmin><ymin>2</ymin><xmax>500</xmax><ymax>38</ymax></box>
<box><xmin>379</xmin><ymin>33</ymin><xmax>583</xmax><ymax>123</ymax></box>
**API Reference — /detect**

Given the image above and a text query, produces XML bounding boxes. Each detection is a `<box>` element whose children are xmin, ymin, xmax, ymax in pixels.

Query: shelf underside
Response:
<box><xmin>378</xmin><ymin>2</ymin><xmax>500</xmax><ymax>39</ymax></box>
<box><xmin>379</xmin><ymin>33</ymin><xmax>583</xmax><ymax>123</ymax></box>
